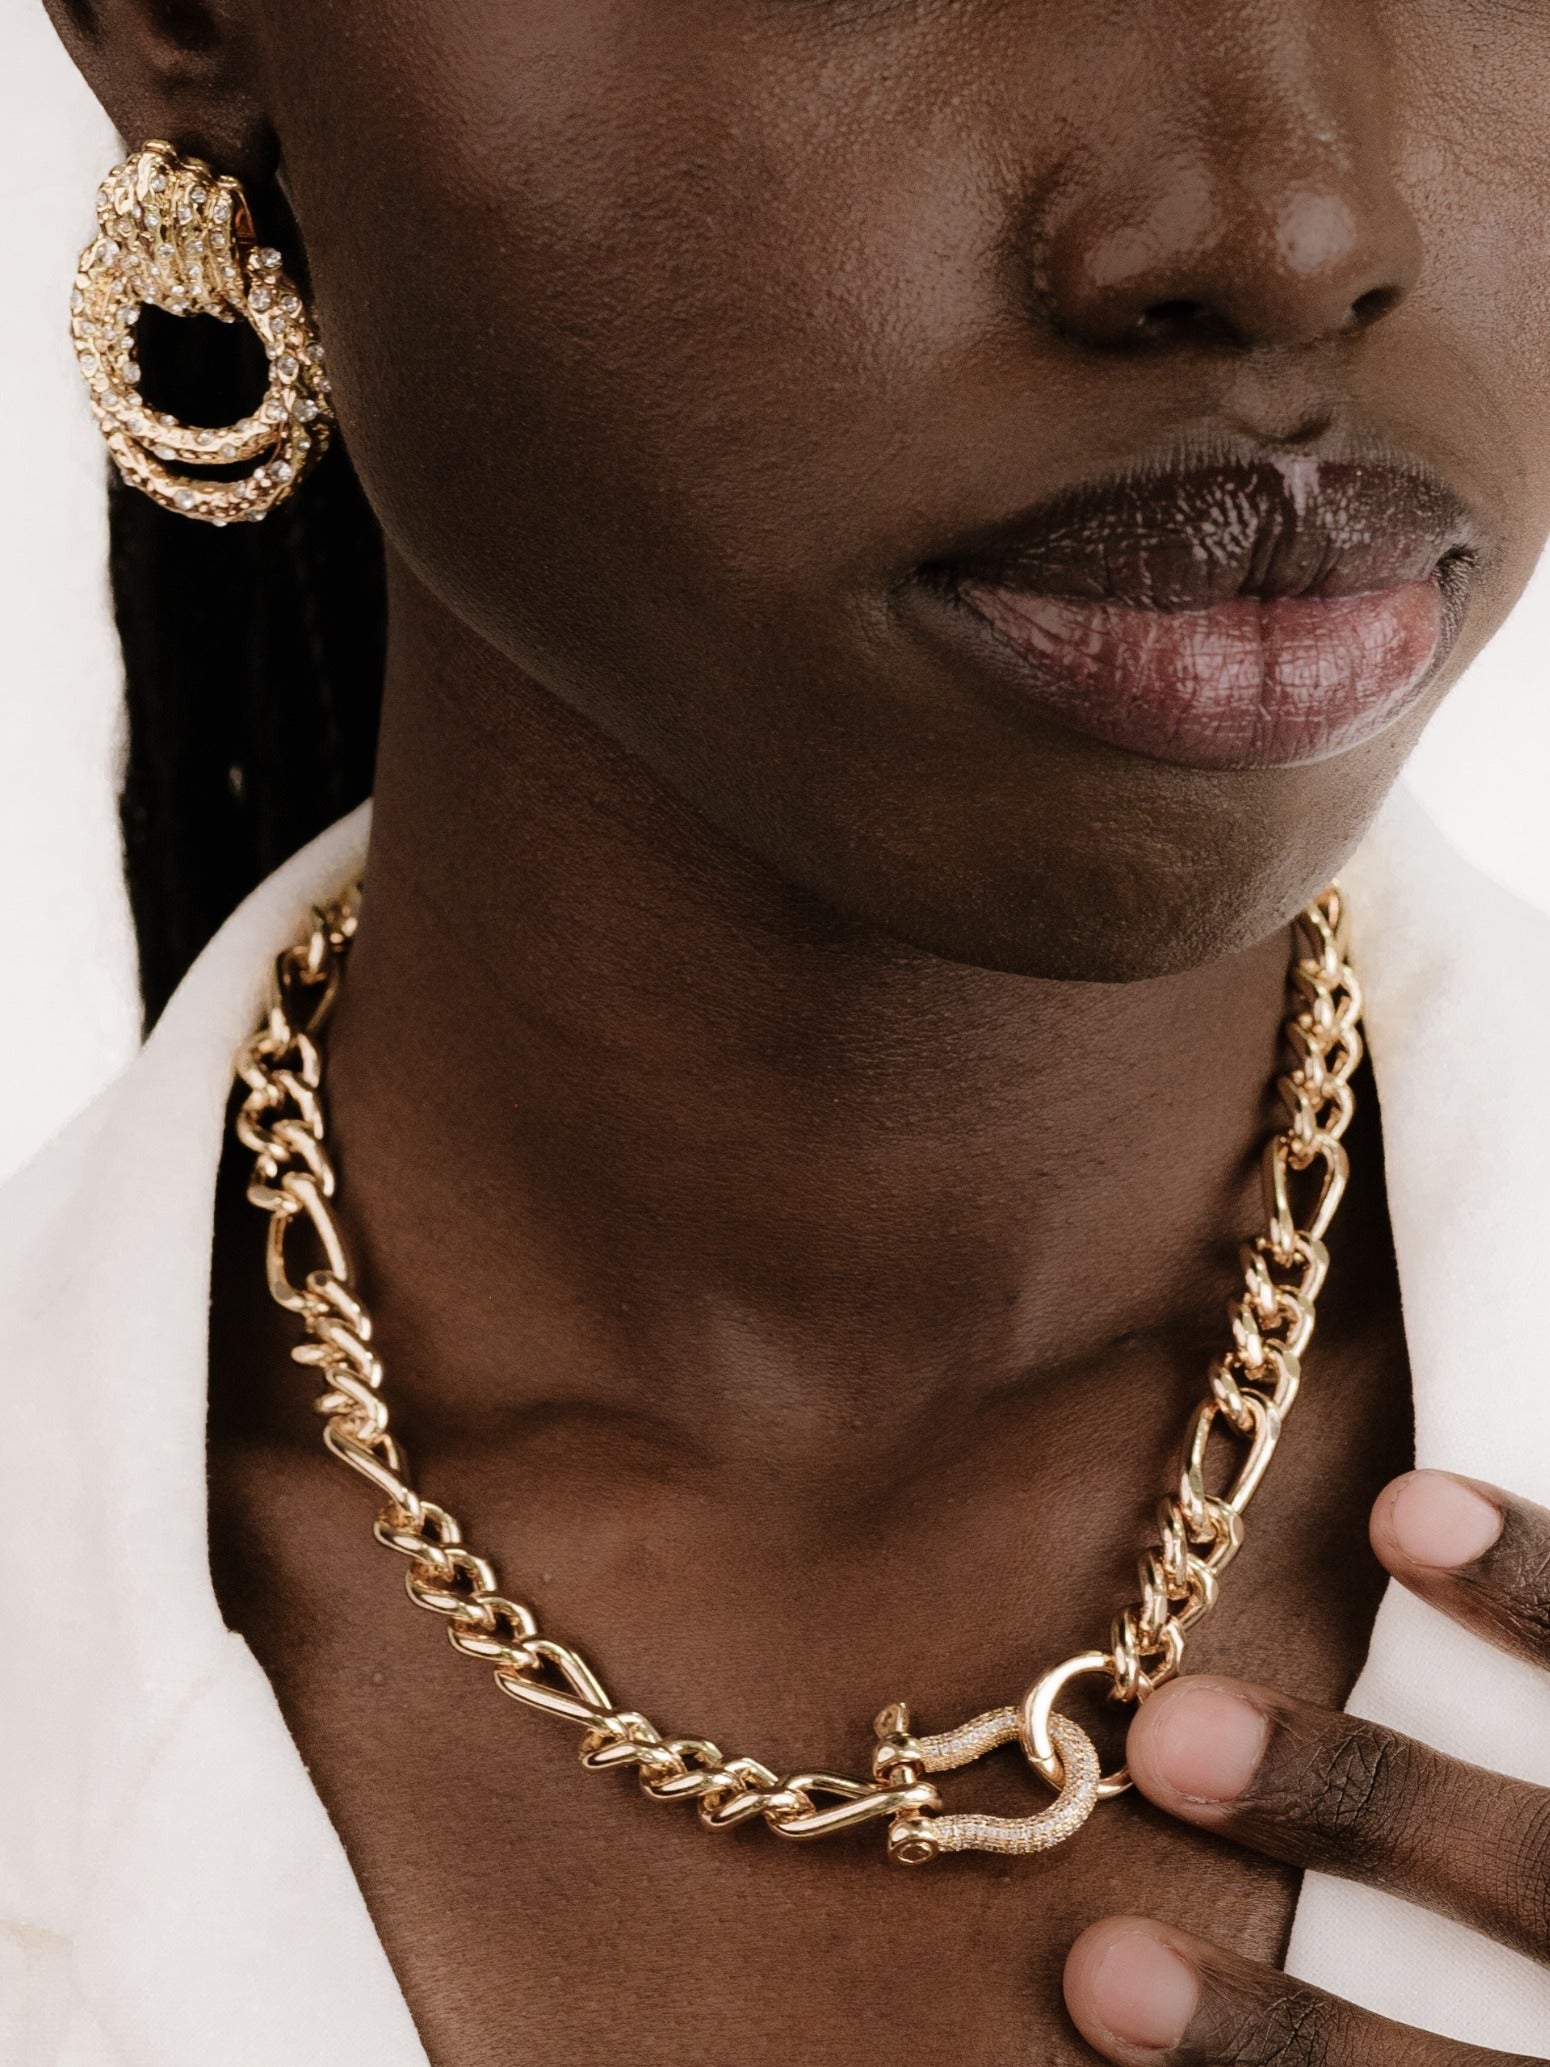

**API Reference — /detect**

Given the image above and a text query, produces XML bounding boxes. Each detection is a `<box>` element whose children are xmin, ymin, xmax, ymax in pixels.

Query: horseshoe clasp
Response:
<box><xmin>871</xmin><ymin>1693</ymin><xmax>1102</xmax><ymax>1865</ymax></box>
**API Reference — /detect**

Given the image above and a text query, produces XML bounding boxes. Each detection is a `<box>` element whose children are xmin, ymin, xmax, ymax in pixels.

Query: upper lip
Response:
<box><xmin>925</xmin><ymin>453</ymin><xmax>1481</xmax><ymax>613</ymax></box>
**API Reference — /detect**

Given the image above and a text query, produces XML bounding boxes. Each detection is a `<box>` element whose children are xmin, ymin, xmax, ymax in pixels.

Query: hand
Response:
<box><xmin>1063</xmin><ymin>1471</ymin><xmax>1550</xmax><ymax>2065</ymax></box>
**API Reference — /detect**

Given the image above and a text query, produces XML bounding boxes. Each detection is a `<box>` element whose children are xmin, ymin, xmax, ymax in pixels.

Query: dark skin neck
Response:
<box><xmin>325</xmin><ymin>562</ymin><xmax>1303</xmax><ymax>1444</ymax></box>
<box><xmin>208</xmin><ymin>563</ymin><xmax>1412</xmax><ymax>2067</ymax></box>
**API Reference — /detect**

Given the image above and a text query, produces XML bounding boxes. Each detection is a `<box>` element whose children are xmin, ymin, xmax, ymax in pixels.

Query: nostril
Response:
<box><xmin>1346</xmin><ymin>285</ymin><xmax>1404</xmax><ymax>333</ymax></box>
<box><xmin>1131</xmin><ymin>298</ymin><xmax>1228</xmax><ymax>345</ymax></box>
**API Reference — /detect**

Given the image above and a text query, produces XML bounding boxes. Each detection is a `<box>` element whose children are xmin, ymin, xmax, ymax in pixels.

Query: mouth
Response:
<box><xmin>916</xmin><ymin>454</ymin><xmax>1480</xmax><ymax>770</ymax></box>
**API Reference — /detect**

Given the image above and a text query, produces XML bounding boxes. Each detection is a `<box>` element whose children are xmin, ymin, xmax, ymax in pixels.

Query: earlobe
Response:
<box><xmin>39</xmin><ymin>0</ymin><xmax>271</xmax><ymax>184</ymax></box>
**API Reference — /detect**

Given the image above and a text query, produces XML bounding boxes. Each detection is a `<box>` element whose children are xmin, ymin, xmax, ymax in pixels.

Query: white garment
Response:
<box><xmin>1</xmin><ymin>793</ymin><xmax>1548</xmax><ymax>2064</ymax></box>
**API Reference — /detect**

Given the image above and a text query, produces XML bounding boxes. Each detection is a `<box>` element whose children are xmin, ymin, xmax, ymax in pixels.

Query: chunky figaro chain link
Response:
<box><xmin>233</xmin><ymin>884</ymin><xmax>1359</xmax><ymax>1863</ymax></box>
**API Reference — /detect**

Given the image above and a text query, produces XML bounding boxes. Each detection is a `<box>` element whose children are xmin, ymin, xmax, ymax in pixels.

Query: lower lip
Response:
<box><xmin>951</xmin><ymin>577</ymin><xmax>1445</xmax><ymax>770</ymax></box>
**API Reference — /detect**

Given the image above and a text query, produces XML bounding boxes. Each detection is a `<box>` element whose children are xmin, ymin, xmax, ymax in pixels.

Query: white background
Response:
<box><xmin>2</xmin><ymin>0</ymin><xmax>1548</xmax><ymax>1187</ymax></box>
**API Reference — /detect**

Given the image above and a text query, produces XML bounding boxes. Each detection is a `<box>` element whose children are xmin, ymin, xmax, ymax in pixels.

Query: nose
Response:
<box><xmin>1036</xmin><ymin>25</ymin><xmax>1422</xmax><ymax>351</ymax></box>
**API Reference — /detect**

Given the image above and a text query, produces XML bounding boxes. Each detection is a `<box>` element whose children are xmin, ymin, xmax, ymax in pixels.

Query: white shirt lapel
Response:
<box><xmin>0</xmin><ymin>801</ymin><xmax>428</xmax><ymax>2067</ymax></box>
<box><xmin>1287</xmin><ymin>789</ymin><xmax>1550</xmax><ymax>2046</ymax></box>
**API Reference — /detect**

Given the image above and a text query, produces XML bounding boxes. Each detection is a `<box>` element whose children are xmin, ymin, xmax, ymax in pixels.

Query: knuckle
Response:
<box><xmin>1311</xmin><ymin>1725</ymin><xmax>1402</xmax><ymax>1847</ymax></box>
<box><xmin>1494</xmin><ymin>1538</ymin><xmax>1550</xmax><ymax>1654</ymax></box>
<box><xmin>1505</xmin><ymin>1789</ymin><xmax>1550</xmax><ymax>1956</ymax></box>
<box><xmin>1259</xmin><ymin>1717</ymin><xmax>1413</xmax><ymax>1860</ymax></box>
<box><xmin>1202</xmin><ymin>1981</ymin><xmax>1336</xmax><ymax>2067</ymax></box>
<box><xmin>1460</xmin><ymin>1508</ymin><xmax>1550</xmax><ymax>1661</ymax></box>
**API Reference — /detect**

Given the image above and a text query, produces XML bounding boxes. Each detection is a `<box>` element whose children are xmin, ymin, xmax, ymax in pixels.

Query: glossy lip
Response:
<box><xmin>913</xmin><ymin>453</ymin><xmax>1481</xmax><ymax>770</ymax></box>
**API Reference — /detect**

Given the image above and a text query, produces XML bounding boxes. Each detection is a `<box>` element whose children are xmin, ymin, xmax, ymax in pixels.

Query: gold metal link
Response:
<box><xmin>234</xmin><ymin>885</ymin><xmax>1361</xmax><ymax>1862</ymax></box>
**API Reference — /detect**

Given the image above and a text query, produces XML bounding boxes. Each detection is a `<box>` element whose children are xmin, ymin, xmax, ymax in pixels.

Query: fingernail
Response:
<box><xmin>1148</xmin><ymin>1682</ymin><xmax>1269</xmax><ymax>1804</ymax></box>
<box><xmin>1386</xmin><ymin>1472</ymin><xmax>1502</xmax><ymax>1570</ymax></box>
<box><xmin>1089</xmin><ymin>1933</ymin><xmax>1199</xmax><ymax>2051</ymax></box>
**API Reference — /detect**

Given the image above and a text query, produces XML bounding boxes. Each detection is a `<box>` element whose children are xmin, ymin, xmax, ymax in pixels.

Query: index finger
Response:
<box><xmin>1370</xmin><ymin>1471</ymin><xmax>1550</xmax><ymax>1670</ymax></box>
<box><xmin>1122</xmin><ymin>1675</ymin><xmax>1550</xmax><ymax>1962</ymax></box>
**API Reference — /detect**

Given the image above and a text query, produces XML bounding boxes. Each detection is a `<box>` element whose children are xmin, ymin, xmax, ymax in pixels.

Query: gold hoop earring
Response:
<box><xmin>71</xmin><ymin>142</ymin><xmax>334</xmax><ymax>525</ymax></box>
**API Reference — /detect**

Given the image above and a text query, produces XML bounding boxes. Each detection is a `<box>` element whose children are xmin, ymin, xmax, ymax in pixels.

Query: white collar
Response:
<box><xmin>0</xmin><ymin>804</ymin><xmax>423</xmax><ymax>2065</ymax></box>
<box><xmin>1292</xmin><ymin>796</ymin><xmax>1550</xmax><ymax>2043</ymax></box>
<box><xmin>2</xmin><ymin>791</ymin><xmax>1548</xmax><ymax>2059</ymax></box>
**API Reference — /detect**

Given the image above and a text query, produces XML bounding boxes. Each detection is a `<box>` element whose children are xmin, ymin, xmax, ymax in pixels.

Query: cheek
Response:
<box><xmin>265</xmin><ymin>3</ymin><xmax>997</xmax><ymax>654</ymax></box>
<box><xmin>1385</xmin><ymin>7</ymin><xmax>1550</xmax><ymax>574</ymax></box>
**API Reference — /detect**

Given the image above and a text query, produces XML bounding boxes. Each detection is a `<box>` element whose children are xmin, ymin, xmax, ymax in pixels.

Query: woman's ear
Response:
<box><xmin>39</xmin><ymin>0</ymin><xmax>272</xmax><ymax>182</ymax></box>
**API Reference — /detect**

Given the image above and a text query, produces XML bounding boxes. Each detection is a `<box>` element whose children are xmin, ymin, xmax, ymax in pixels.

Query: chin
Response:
<box><xmin>723</xmin><ymin>720</ymin><xmax>1402</xmax><ymax>987</ymax></box>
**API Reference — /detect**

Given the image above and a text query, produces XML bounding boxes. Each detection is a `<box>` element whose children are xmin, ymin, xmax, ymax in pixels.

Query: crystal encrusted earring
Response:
<box><xmin>71</xmin><ymin>141</ymin><xmax>334</xmax><ymax>524</ymax></box>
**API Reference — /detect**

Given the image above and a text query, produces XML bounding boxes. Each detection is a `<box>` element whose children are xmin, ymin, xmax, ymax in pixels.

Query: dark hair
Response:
<box><xmin>110</xmin><ymin>298</ymin><xmax>386</xmax><ymax>1027</ymax></box>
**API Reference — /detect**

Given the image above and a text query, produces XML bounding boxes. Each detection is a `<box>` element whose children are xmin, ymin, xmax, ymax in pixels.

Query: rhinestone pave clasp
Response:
<box><xmin>872</xmin><ymin>1697</ymin><xmax>1102</xmax><ymax>1864</ymax></box>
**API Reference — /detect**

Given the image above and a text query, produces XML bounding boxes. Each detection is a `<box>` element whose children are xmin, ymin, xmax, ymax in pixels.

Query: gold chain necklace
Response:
<box><xmin>234</xmin><ymin>887</ymin><xmax>1360</xmax><ymax>1864</ymax></box>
